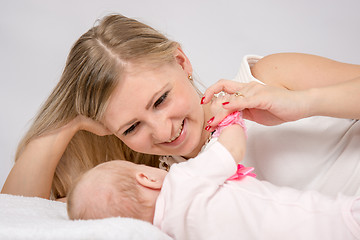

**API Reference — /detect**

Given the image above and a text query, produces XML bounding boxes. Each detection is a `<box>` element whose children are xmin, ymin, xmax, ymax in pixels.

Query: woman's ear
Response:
<box><xmin>135</xmin><ymin>172</ymin><xmax>162</xmax><ymax>190</ymax></box>
<box><xmin>174</xmin><ymin>47</ymin><xmax>193</xmax><ymax>74</ymax></box>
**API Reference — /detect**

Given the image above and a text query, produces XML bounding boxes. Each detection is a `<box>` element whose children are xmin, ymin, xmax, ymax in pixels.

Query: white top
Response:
<box><xmin>235</xmin><ymin>55</ymin><xmax>360</xmax><ymax>197</ymax></box>
<box><xmin>153</xmin><ymin>141</ymin><xmax>360</xmax><ymax>240</ymax></box>
<box><xmin>160</xmin><ymin>55</ymin><xmax>360</xmax><ymax>197</ymax></box>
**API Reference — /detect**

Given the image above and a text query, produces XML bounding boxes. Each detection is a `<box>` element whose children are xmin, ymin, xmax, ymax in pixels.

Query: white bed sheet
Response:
<box><xmin>0</xmin><ymin>193</ymin><xmax>172</xmax><ymax>240</ymax></box>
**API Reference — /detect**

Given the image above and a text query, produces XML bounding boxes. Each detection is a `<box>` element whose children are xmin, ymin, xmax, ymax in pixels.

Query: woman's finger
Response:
<box><xmin>77</xmin><ymin>116</ymin><xmax>112</xmax><ymax>136</ymax></box>
<box><xmin>202</xmin><ymin>79</ymin><xmax>246</xmax><ymax>104</ymax></box>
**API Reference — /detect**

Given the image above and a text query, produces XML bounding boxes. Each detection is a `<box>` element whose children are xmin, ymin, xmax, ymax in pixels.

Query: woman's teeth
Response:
<box><xmin>166</xmin><ymin>121</ymin><xmax>184</xmax><ymax>143</ymax></box>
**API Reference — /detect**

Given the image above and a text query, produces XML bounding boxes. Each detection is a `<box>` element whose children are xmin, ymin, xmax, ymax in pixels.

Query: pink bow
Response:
<box><xmin>212</xmin><ymin>111</ymin><xmax>247</xmax><ymax>138</ymax></box>
<box><xmin>227</xmin><ymin>164</ymin><xmax>256</xmax><ymax>181</ymax></box>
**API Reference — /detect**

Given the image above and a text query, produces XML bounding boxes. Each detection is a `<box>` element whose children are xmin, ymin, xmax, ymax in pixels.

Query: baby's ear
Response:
<box><xmin>135</xmin><ymin>172</ymin><xmax>162</xmax><ymax>190</ymax></box>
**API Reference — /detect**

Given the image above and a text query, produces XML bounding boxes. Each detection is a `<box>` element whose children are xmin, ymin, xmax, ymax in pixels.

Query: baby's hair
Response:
<box><xmin>67</xmin><ymin>161</ymin><xmax>148</xmax><ymax>220</ymax></box>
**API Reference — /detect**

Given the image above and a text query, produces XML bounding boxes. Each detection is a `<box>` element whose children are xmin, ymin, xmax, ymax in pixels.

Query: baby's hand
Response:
<box><xmin>205</xmin><ymin>92</ymin><xmax>238</xmax><ymax>132</ymax></box>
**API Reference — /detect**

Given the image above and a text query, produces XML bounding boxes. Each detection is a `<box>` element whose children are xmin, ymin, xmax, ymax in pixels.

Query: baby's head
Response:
<box><xmin>67</xmin><ymin>160</ymin><xmax>167</xmax><ymax>223</ymax></box>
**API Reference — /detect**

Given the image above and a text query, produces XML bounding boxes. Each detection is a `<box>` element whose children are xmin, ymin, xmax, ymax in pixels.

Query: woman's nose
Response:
<box><xmin>149</xmin><ymin>118</ymin><xmax>171</xmax><ymax>143</ymax></box>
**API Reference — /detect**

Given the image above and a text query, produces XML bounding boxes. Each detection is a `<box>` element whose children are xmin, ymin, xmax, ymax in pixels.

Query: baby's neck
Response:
<box><xmin>139</xmin><ymin>187</ymin><xmax>161</xmax><ymax>223</ymax></box>
<box><xmin>142</xmin><ymin>207</ymin><xmax>156</xmax><ymax>224</ymax></box>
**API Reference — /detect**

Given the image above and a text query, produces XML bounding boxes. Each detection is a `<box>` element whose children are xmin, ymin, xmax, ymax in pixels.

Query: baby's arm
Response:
<box><xmin>216</xmin><ymin>113</ymin><xmax>246</xmax><ymax>165</ymax></box>
<box><xmin>206</xmin><ymin>93</ymin><xmax>247</xmax><ymax>165</ymax></box>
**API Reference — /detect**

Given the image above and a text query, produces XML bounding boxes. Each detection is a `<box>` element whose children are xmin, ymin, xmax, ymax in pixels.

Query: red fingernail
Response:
<box><xmin>222</xmin><ymin>102</ymin><xmax>230</xmax><ymax>105</ymax></box>
<box><xmin>207</xmin><ymin>117</ymin><xmax>214</xmax><ymax>124</ymax></box>
<box><xmin>205</xmin><ymin>125</ymin><xmax>211</xmax><ymax>131</ymax></box>
<box><xmin>201</xmin><ymin>96</ymin><xmax>205</xmax><ymax>104</ymax></box>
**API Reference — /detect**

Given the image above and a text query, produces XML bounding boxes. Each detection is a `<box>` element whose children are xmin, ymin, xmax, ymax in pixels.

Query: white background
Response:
<box><xmin>1</xmin><ymin>0</ymin><xmax>359</xmax><ymax>189</ymax></box>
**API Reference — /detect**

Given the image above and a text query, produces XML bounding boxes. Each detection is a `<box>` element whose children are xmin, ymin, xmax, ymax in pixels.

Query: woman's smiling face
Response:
<box><xmin>102</xmin><ymin>49</ymin><xmax>210</xmax><ymax>158</ymax></box>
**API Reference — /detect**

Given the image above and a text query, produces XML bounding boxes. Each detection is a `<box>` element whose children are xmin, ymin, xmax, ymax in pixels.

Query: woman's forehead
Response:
<box><xmin>125</xmin><ymin>61</ymin><xmax>174</xmax><ymax>76</ymax></box>
<box><xmin>121</xmin><ymin>63</ymin><xmax>175</xmax><ymax>88</ymax></box>
<box><xmin>114</xmin><ymin>69</ymin><xmax>170</xmax><ymax>103</ymax></box>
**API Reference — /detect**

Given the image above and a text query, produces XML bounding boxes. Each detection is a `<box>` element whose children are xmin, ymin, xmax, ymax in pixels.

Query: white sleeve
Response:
<box><xmin>169</xmin><ymin>141</ymin><xmax>237</xmax><ymax>186</ymax></box>
<box><xmin>233</xmin><ymin>55</ymin><xmax>264</xmax><ymax>84</ymax></box>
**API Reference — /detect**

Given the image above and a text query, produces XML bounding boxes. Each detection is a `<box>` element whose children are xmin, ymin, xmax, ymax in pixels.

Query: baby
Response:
<box><xmin>67</xmin><ymin>111</ymin><xmax>360</xmax><ymax>240</ymax></box>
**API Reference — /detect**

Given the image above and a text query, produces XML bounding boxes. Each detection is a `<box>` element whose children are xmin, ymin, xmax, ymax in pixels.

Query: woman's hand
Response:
<box><xmin>202</xmin><ymin>80</ymin><xmax>309</xmax><ymax>126</ymax></box>
<box><xmin>74</xmin><ymin>115</ymin><xmax>112</xmax><ymax>136</ymax></box>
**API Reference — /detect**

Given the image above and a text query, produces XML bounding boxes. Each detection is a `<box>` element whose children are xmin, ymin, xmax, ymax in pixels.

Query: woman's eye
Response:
<box><xmin>122</xmin><ymin>91</ymin><xmax>169</xmax><ymax>136</ymax></box>
<box><xmin>123</xmin><ymin>122</ymin><xmax>139</xmax><ymax>136</ymax></box>
<box><xmin>154</xmin><ymin>91</ymin><xmax>169</xmax><ymax>108</ymax></box>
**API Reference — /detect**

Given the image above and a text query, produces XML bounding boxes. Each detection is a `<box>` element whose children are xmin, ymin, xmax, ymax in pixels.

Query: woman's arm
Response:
<box><xmin>1</xmin><ymin>122</ymin><xmax>78</xmax><ymax>198</ymax></box>
<box><xmin>203</xmin><ymin>53</ymin><xmax>360</xmax><ymax>125</ymax></box>
<box><xmin>1</xmin><ymin>116</ymin><xmax>110</xmax><ymax>199</ymax></box>
<box><xmin>305</xmin><ymin>76</ymin><xmax>360</xmax><ymax>119</ymax></box>
<box><xmin>252</xmin><ymin>53</ymin><xmax>360</xmax><ymax>90</ymax></box>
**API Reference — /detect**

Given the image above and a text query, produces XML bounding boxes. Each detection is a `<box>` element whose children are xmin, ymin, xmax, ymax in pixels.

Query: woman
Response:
<box><xmin>2</xmin><ymin>14</ymin><xmax>360</xmax><ymax>200</ymax></box>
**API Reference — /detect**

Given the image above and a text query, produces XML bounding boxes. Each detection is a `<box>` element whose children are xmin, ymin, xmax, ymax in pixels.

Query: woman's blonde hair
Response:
<box><xmin>15</xmin><ymin>14</ymin><xmax>181</xmax><ymax>199</ymax></box>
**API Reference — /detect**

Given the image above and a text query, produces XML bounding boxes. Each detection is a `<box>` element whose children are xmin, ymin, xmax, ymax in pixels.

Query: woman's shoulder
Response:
<box><xmin>232</xmin><ymin>53</ymin><xmax>313</xmax><ymax>87</ymax></box>
<box><xmin>251</xmin><ymin>52</ymin><xmax>360</xmax><ymax>89</ymax></box>
<box><xmin>250</xmin><ymin>53</ymin><xmax>313</xmax><ymax>88</ymax></box>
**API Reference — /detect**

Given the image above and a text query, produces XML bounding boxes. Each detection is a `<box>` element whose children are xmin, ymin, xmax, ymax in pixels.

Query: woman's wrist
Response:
<box><xmin>300</xmin><ymin>88</ymin><xmax>318</xmax><ymax>119</ymax></box>
<box><xmin>305</xmin><ymin>86</ymin><xmax>337</xmax><ymax>119</ymax></box>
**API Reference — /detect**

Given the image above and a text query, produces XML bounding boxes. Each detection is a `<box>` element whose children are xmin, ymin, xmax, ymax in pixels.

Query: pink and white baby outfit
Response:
<box><xmin>153</xmin><ymin>140</ymin><xmax>360</xmax><ymax>240</ymax></box>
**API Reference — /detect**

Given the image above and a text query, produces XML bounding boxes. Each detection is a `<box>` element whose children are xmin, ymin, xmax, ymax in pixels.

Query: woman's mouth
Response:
<box><xmin>166</xmin><ymin>120</ymin><xmax>185</xmax><ymax>143</ymax></box>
